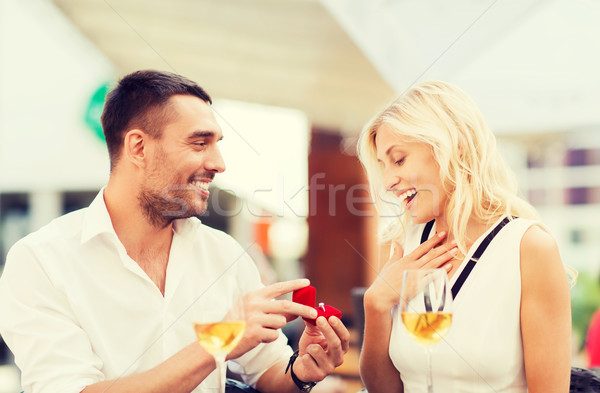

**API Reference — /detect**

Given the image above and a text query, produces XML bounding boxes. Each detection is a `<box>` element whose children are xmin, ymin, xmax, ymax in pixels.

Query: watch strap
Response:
<box><xmin>285</xmin><ymin>350</ymin><xmax>317</xmax><ymax>392</ymax></box>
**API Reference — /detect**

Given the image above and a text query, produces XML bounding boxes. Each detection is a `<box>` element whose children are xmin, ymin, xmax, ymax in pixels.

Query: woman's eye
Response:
<box><xmin>395</xmin><ymin>158</ymin><xmax>405</xmax><ymax>166</ymax></box>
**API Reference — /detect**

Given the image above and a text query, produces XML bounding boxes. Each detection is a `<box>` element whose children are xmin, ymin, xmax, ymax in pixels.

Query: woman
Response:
<box><xmin>357</xmin><ymin>81</ymin><xmax>572</xmax><ymax>392</ymax></box>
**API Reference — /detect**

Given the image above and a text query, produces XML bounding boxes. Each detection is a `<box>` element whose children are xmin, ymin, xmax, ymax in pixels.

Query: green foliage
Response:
<box><xmin>571</xmin><ymin>271</ymin><xmax>600</xmax><ymax>350</ymax></box>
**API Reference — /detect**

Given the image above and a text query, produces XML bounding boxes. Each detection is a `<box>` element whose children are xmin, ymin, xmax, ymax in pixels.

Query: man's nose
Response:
<box><xmin>206</xmin><ymin>146</ymin><xmax>226</xmax><ymax>173</ymax></box>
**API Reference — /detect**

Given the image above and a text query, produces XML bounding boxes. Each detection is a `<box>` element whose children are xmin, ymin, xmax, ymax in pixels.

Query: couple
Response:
<box><xmin>0</xmin><ymin>70</ymin><xmax>571</xmax><ymax>393</ymax></box>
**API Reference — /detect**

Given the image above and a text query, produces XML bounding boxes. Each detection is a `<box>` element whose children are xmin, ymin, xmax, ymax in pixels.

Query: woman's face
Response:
<box><xmin>374</xmin><ymin>124</ymin><xmax>448</xmax><ymax>224</ymax></box>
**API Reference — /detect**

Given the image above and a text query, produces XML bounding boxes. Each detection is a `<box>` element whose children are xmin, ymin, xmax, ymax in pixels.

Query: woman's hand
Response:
<box><xmin>364</xmin><ymin>231</ymin><xmax>457</xmax><ymax>313</ymax></box>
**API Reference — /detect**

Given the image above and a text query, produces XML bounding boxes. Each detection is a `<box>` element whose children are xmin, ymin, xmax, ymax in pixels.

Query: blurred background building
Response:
<box><xmin>1</xmin><ymin>0</ymin><xmax>600</xmax><ymax>391</ymax></box>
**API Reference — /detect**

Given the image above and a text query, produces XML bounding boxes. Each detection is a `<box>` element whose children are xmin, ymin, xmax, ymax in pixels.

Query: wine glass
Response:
<box><xmin>399</xmin><ymin>269</ymin><xmax>453</xmax><ymax>393</ymax></box>
<box><xmin>194</xmin><ymin>291</ymin><xmax>246</xmax><ymax>393</ymax></box>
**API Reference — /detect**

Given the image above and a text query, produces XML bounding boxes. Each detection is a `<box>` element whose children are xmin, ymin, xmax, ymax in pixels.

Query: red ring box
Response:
<box><xmin>292</xmin><ymin>285</ymin><xmax>342</xmax><ymax>325</ymax></box>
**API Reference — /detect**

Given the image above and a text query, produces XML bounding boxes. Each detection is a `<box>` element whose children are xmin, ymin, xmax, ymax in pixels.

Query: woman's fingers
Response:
<box><xmin>381</xmin><ymin>232</ymin><xmax>458</xmax><ymax>281</ymax></box>
<box><xmin>423</xmin><ymin>249</ymin><xmax>457</xmax><ymax>270</ymax></box>
<box><xmin>419</xmin><ymin>238</ymin><xmax>458</xmax><ymax>268</ymax></box>
<box><xmin>391</xmin><ymin>241</ymin><xmax>404</xmax><ymax>260</ymax></box>
<box><xmin>404</xmin><ymin>232</ymin><xmax>459</xmax><ymax>270</ymax></box>
<box><xmin>423</xmin><ymin>240</ymin><xmax>457</xmax><ymax>262</ymax></box>
<box><xmin>381</xmin><ymin>241</ymin><xmax>404</xmax><ymax>269</ymax></box>
<box><xmin>408</xmin><ymin>231</ymin><xmax>447</xmax><ymax>260</ymax></box>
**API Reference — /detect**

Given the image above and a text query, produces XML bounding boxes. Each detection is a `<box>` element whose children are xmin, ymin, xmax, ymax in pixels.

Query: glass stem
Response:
<box><xmin>426</xmin><ymin>346</ymin><xmax>433</xmax><ymax>393</ymax></box>
<box><xmin>215</xmin><ymin>354</ymin><xmax>227</xmax><ymax>393</ymax></box>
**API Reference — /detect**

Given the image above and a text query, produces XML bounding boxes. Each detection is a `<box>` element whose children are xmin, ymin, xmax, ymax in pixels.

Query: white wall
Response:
<box><xmin>0</xmin><ymin>0</ymin><xmax>114</xmax><ymax>193</ymax></box>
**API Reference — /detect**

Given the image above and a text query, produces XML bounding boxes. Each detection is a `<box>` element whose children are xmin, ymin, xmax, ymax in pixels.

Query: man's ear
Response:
<box><xmin>123</xmin><ymin>129</ymin><xmax>147</xmax><ymax>168</ymax></box>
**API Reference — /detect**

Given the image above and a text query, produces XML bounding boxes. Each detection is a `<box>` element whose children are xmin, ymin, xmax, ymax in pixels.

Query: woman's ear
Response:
<box><xmin>123</xmin><ymin>129</ymin><xmax>147</xmax><ymax>168</ymax></box>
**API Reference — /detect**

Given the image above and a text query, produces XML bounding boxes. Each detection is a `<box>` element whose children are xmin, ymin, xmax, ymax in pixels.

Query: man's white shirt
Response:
<box><xmin>0</xmin><ymin>190</ymin><xmax>292</xmax><ymax>393</ymax></box>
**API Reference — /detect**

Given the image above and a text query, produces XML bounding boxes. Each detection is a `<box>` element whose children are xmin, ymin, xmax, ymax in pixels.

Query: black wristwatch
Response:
<box><xmin>285</xmin><ymin>350</ymin><xmax>318</xmax><ymax>392</ymax></box>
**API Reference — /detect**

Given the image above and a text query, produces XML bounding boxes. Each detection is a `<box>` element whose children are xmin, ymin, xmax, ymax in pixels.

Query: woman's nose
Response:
<box><xmin>383</xmin><ymin>168</ymin><xmax>400</xmax><ymax>191</ymax></box>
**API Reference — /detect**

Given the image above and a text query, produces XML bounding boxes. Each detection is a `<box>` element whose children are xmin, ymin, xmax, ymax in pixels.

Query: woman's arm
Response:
<box><xmin>359</xmin><ymin>287</ymin><xmax>404</xmax><ymax>393</ymax></box>
<box><xmin>359</xmin><ymin>234</ymin><xmax>457</xmax><ymax>393</ymax></box>
<box><xmin>520</xmin><ymin>226</ymin><xmax>571</xmax><ymax>393</ymax></box>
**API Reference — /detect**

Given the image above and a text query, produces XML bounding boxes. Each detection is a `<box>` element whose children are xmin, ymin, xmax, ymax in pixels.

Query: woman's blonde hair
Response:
<box><xmin>357</xmin><ymin>80</ymin><xmax>539</xmax><ymax>253</ymax></box>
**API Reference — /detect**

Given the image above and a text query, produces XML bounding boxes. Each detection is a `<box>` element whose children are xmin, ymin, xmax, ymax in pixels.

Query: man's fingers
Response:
<box><xmin>314</xmin><ymin>317</ymin><xmax>346</xmax><ymax>364</ymax></box>
<box><xmin>325</xmin><ymin>316</ymin><xmax>350</xmax><ymax>354</ymax></box>
<box><xmin>294</xmin><ymin>317</ymin><xmax>349</xmax><ymax>383</ymax></box>
<box><xmin>262</xmin><ymin>299</ymin><xmax>318</xmax><ymax>320</ymax></box>
<box><xmin>251</xmin><ymin>313</ymin><xmax>287</xmax><ymax>330</ymax></box>
<box><xmin>299</xmin><ymin>349</ymin><xmax>328</xmax><ymax>381</ymax></box>
<box><xmin>302</xmin><ymin>345</ymin><xmax>334</xmax><ymax>380</ymax></box>
<box><xmin>255</xmin><ymin>279</ymin><xmax>311</xmax><ymax>299</ymax></box>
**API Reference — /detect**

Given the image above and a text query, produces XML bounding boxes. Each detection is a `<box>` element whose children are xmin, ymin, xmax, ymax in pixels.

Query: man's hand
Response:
<box><xmin>228</xmin><ymin>279</ymin><xmax>318</xmax><ymax>360</ymax></box>
<box><xmin>291</xmin><ymin>316</ymin><xmax>350</xmax><ymax>383</ymax></box>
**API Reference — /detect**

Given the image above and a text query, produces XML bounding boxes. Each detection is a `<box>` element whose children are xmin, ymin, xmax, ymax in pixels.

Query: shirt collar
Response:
<box><xmin>171</xmin><ymin>216</ymin><xmax>201</xmax><ymax>239</ymax></box>
<box><xmin>80</xmin><ymin>188</ymin><xmax>202</xmax><ymax>245</ymax></box>
<box><xmin>80</xmin><ymin>187</ymin><xmax>119</xmax><ymax>244</ymax></box>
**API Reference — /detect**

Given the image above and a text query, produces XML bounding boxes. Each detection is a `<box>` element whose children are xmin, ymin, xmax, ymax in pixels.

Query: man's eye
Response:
<box><xmin>193</xmin><ymin>142</ymin><xmax>207</xmax><ymax>147</ymax></box>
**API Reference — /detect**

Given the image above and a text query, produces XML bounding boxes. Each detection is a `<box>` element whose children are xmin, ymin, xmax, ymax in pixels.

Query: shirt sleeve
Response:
<box><xmin>0</xmin><ymin>241</ymin><xmax>104</xmax><ymax>393</ymax></box>
<box><xmin>229</xmin><ymin>333</ymin><xmax>293</xmax><ymax>388</ymax></box>
<box><xmin>226</xmin><ymin>242</ymin><xmax>294</xmax><ymax>388</ymax></box>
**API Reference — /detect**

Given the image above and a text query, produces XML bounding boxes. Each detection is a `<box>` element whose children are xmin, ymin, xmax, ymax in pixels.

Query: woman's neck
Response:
<box><xmin>434</xmin><ymin>214</ymin><xmax>501</xmax><ymax>247</ymax></box>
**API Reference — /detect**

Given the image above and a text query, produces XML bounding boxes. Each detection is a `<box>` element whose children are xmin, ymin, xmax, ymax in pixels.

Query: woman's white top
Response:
<box><xmin>389</xmin><ymin>216</ymin><xmax>536</xmax><ymax>393</ymax></box>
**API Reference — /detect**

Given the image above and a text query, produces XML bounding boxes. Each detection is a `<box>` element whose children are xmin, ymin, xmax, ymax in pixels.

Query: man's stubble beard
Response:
<box><xmin>138</xmin><ymin>184</ymin><xmax>208</xmax><ymax>228</ymax></box>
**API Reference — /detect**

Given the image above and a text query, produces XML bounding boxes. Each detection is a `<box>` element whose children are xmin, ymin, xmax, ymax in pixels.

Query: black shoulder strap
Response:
<box><xmin>421</xmin><ymin>220</ymin><xmax>435</xmax><ymax>244</ymax></box>
<box><xmin>420</xmin><ymin>216</ymin><xmax>513</xmax><ymax>299</ymax></box>
<box><xmin>451</xmin><ymin>217</ymin><xmax>512</xmax><ymax>298</ymax></box>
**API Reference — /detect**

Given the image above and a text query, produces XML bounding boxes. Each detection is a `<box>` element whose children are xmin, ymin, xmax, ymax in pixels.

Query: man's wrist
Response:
<box><xmin>285</xmin><ymin>350</ymin><xmax>317</xmax><ymax>392</ymax></box>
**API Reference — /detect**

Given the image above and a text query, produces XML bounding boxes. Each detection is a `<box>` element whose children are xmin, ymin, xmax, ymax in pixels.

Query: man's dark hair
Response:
<box><xmin>101</xmin><ymin>70</ymin><xmax>212</xmax><ymax>169</ymax></box>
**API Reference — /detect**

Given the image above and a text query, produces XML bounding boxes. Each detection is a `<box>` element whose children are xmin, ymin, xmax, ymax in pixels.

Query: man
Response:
<box><xmin>0</xmin><ymin>70</ymin><xmax>349</xmax><ymax>393</ymax></box>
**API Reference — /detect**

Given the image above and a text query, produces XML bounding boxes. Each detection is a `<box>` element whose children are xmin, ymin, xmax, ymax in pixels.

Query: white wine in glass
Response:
<box><xmin>400</xmin><ymin>269</ymin><xmax>453</xmax><ymax>393</ymax></box>
<box><xmin>401</xmin><ymin>312</ymin><xmax>452</xmax><ymax>345</ymax></box>
<box><xmin>194</xmin><ymin>321</ymin><xmax>246</xmax><ymax>356</ymax></box>
<box><xmin>194</xmin><ymin>293</ymin><xmax>246</xmax><ymax>393</ymax></box>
